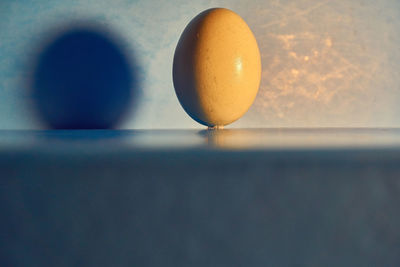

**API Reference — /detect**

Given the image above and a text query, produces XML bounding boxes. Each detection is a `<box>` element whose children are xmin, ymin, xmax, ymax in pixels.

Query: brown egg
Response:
<box><xmin>173</xmin><ymin>8</ymin><xmax>261</xmax><ymax>128</ymax></box>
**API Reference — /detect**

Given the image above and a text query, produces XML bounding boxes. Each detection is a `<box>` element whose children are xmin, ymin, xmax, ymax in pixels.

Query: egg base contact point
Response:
<box><xmin>207</xmin><ymin>125</ymin><xmax>224</xmax><ymax>130</ymax></box>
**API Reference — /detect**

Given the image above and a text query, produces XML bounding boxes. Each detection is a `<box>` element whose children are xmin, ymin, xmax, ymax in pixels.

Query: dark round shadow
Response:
<box><xmin>31</xmin><ymin>24</ymin><xmax>139</xmax><ymax>129</ymax></box>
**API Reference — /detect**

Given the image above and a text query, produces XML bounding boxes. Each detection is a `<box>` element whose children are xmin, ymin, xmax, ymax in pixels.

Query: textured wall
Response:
<box><xmin>0</xmin><ymin>0</ymin><xmax>399</xmax><ymax>129</ymax></box>
<box><xmin>241</xmin><ymin>0</ymin><xmax>400</xmax><ymax>128</ymax></box>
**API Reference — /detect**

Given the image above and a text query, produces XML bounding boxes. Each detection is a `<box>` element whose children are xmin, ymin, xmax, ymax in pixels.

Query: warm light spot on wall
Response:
<box><xmin>325</xmin><ymin>37</ymin><xmax>332</xmax><ymax>47</ymax></box>
<box><xmin>277</xmin><ymin>34</ymin><xmax>295</xmax><ymax>49</ymax></box>
<box><xmin>304</xmin><ymin>56</ymin><xmax>309</xmax><ymax>61</ymax></box>
<box><xmin>291</xmin><ymin>69</ymin><xmax>299</xmax><ymax>77</ymax></box>
<box><xmin>289</xmin><ymin>51</ymin><xmax>297</xmax><ymax>59</ymax></box>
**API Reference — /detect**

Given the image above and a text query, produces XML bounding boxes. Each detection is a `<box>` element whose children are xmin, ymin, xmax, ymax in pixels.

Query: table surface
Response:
<box><xmin>2</xmin><ymin>128</ymin><xmax>400</xmax><ymax>267</ymax></box>
<box><xmin>2</xmin><ymin>127</ymin><xmax>400</xmax><ymax>151</ymax></box>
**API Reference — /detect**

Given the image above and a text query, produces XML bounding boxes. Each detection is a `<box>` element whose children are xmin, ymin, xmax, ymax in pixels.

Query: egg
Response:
<box><xmin>173</xmin><ymin>8</ymin><xmax>261</xmax><ymax>128</ymax></box>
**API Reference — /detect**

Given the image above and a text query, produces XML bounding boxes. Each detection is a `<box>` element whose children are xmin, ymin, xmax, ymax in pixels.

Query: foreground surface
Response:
<box><xmin>1</xmin><ymin>129</ymin><xmax>400</xmax><ymax>266</ymax></box>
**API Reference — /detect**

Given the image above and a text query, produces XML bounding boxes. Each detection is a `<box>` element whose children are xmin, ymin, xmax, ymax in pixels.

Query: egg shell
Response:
<box><xmin>173</xmin><ymin>8</ymin><xmax>261</xmax><ymax>127</ymax></box>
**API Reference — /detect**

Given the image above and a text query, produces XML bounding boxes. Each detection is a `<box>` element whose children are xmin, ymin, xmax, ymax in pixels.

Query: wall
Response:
<box><xmin>0</xmin><ymin>0</ymin><xmax>399</xmax><ymax>129</ymax></box>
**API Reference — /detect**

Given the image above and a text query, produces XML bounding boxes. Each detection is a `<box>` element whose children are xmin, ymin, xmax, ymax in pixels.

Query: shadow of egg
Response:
<box><xmin>31</xmin><ymin>24</ymin><xmax>139</xmax><ymax>129</ymax></box>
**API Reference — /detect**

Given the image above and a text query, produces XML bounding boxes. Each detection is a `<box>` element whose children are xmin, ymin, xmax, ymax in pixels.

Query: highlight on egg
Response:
<box><xmin>173</xmin><ymin>8</ymin><xmax>261</xmax><ymax>129</ymax></box>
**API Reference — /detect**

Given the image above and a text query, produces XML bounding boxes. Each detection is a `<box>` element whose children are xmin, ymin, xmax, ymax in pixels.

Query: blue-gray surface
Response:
<box><xmin>1</xmin><ymin>0</ymin><xmax>400</xmax><ymax>129</ymax></box>
<box><xmin>1</xmin><ymin>129</ymin><xmax>400</xmax><ymax>266</ymax></box>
